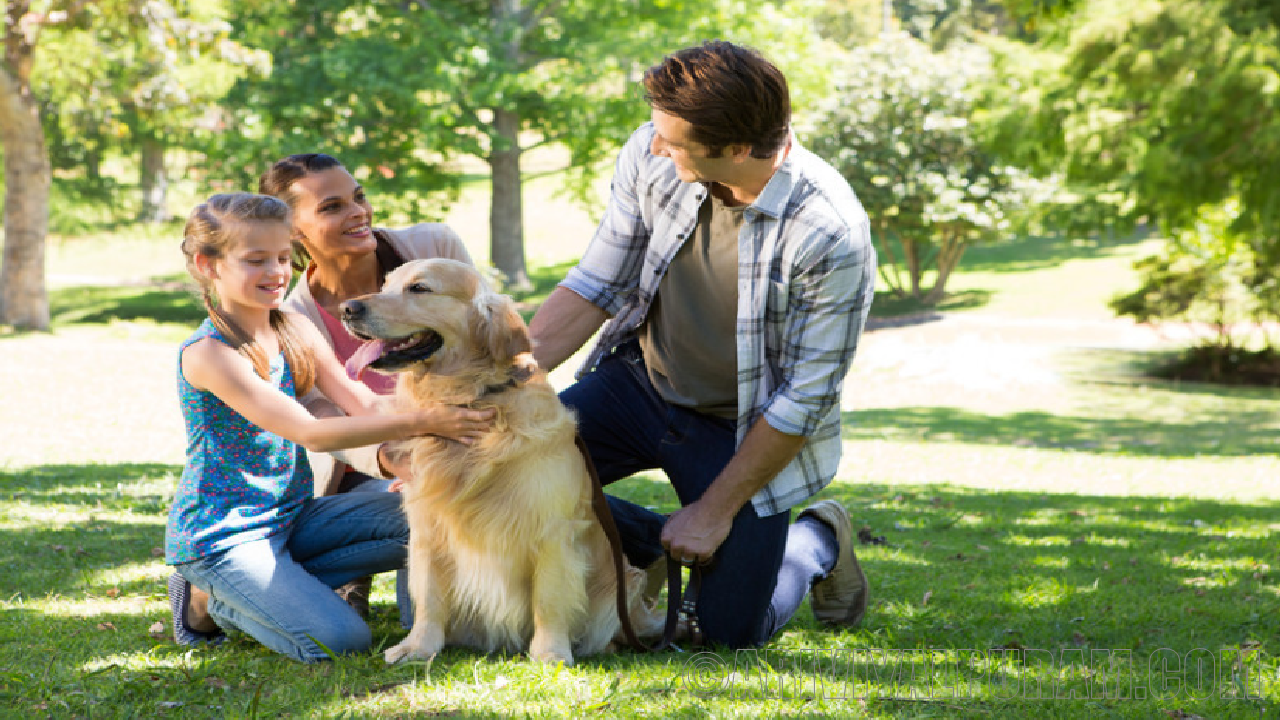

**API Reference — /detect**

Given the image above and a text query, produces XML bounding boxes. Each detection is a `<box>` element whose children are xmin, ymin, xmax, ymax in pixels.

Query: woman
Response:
<box><xmin>262</xmin><ymin>153</ymin><xmax>476</xmax><ymax>622</ymax></box>
<box><xmin>261</xmin><ymin>153</ymin><xmax>474</xmax><ymax>499</ymax></box>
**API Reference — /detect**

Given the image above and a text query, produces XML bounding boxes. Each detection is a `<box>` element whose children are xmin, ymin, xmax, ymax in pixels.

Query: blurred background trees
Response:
<box><xmin>992</xmin><ymin>0</ymin><xmax>1280</xmax><ymax>380</ymax></box>
<box><xmin>3</xmin><ymin>0</ymin><xmax>1278</xmax><ymax>383</ymax></box>
<box><xmin>209</xmin><ymin>0</ymin><xmax>827</xmax><ymax>291</ymax></box>
<box><xmin>807</xmin><ymin>35</ymin><xmax>1032</xmax><ymax>304</ymax></box>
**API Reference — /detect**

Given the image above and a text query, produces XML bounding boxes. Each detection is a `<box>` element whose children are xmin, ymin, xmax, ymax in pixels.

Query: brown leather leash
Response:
<box><xmin>575</xmin><ymin>434</ymin><xmax>702</xmax><ymax>652</ymax></box>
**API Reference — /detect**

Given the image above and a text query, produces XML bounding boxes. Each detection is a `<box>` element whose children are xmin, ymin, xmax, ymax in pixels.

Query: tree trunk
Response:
<box><xmin>488</xmin><ymin>103</ymin><xmax>530</xmax><ymax>293</ymax></box>
<box><xmin>923</xmin><ymin>230</ymin><xmax>967</xmax><ymax>305</ymax></box>
<box><xmin>903</xmin><ymin>235</ymin><xmax>923</xmax><ymax>299</ymax></box>
<box><xmin>0</xmin><ymin>67</ymin><xmax>51</xmax><ymax>331</ymax></box>
<box><xmin>137</xmin><ymin>135</ymin><xmax>168</xmax><ymax>223</ymax></box>
<box><xmin>875</xmin><ymin>223</ymin><xmax>907</xmax><ymax>298</ymax></box>
<box><xmin>486</xmin><ymin>0</ymin><xmax>531</xmax><ymax>292</ymax></box>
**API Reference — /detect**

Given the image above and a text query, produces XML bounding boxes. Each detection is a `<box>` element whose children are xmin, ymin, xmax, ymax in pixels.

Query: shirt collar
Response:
<box><xmin>745</xmin><ymin>136</ymin><xmax>801</xmax><ymax>220</ymax></box>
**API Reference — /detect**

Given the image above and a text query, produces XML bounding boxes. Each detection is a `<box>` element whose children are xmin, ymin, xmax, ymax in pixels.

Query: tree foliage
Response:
<box><xmin>1</xmin><ymin>0</ymin><xmax>264</xmax><ymax>330</ymax></box>
<box><xmin>807</xmin><ymin>34</ymin><xmax>1032</xmax><ymax>303</ymax></box>
<box><xmin>994</xmin><ymin>0</ymin><xmax>1280</xmax><ymax>351</ymax></box>
<box><xmin>220</xmin><ymin>0</ymin><xmax>697</xmax><ymax>287</ymax></box>
<box><xmin>215</xmin><ymin>0</ymin><xmax>830</xmax><ymax>290</ymax></box>
<box><xmin>36</xmin><ymin>0</ymin><xmax>267</xmax><ymax>220</ymax></box>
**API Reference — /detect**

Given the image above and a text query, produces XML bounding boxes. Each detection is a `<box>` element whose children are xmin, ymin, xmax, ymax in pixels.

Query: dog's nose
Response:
<box><xmin>341</xmin><ymin>300</ymin><xmax>366</xmax><ymax>321</ymax></box>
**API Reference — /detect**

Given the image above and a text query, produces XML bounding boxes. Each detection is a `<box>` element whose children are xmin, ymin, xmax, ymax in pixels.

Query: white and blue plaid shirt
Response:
<box><xmin>561</xmin><ymin>123</ymin><xmax>877</xmax><ymax>517</ymax></box>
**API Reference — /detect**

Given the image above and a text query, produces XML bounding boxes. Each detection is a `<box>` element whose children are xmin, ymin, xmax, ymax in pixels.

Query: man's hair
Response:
<box><xmin>643</xmin><ymin>40</ymin><xmax>790</xmax><ymax>159</ymax></box>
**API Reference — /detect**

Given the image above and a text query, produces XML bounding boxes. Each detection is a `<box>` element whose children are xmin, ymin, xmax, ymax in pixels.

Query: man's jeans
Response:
<box><xmin>176</xmin><ymin>491</ymin><xmax>409</xmax><ymax>663</ymax></box>
<box><xmin>561</xmin><ymin>340</ymin><xmax>836</xmax><ymax>648</ymax></box>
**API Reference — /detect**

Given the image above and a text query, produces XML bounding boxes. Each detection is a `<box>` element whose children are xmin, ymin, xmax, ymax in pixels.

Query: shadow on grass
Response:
<box><xmin>954</xmin><ymin>233</ymin><xmax>1151</xmax><ymax>275</ymax></box>
<box><xmin>49</xmin><ymin>277</ymin><xmax>204</xmax><ymax>328</ymax></box>
<box><xmin>863</xmin><ymin>232</ymin><xmax>1152</xmax><ymax>325</ymax></box>
<box><xmin>842</xmin><ymin>404</ymin><xmax>1279</xmax><ymax>459</ymax></box>
<box><xmin>3</xmin><ymin>464</ymin><xmax>1276</xmax><ymax>714</ymax></box>
<box><xmin>613</xmin><ymin>475</ymin><xmax>1278</xmax><ymax>707</ymax></box>
<box><xmin>0</xmin><ymin>463</ymin><xmax>178</xmax><ymax>599</ymax></box>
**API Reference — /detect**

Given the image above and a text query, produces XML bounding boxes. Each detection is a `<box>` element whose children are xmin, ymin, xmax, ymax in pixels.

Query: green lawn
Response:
<box><xmin>2</xmin><ymin>216</ymin><xmax>1278</xmax><ymax>717</ymax></box>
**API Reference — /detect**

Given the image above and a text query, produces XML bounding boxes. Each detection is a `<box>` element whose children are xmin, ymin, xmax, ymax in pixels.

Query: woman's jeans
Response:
<box><xmin>560</xmin><ymin>340</ymin><xmax>836</xmax><ymax>648</ymax></box>
<box><xmin>176</xmin><ymin>491</ymin><xmax>409</xmax><ymax>663</ymax></box>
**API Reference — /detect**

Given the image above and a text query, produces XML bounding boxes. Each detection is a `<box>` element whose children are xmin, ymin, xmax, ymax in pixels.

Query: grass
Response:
<box><xmin>2</xmin><ymin>198</ymin><xmax>1279</xmax><ymax>716</ymax></box>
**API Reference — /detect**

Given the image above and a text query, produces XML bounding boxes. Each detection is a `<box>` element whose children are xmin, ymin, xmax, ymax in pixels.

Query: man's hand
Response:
<box><xmin>659</xmin><ymin>421</ymin><xmax>809</xmax><ymax>565</ymax></box>
<box><xmin>660</xmin><ymin>500</ymin><xmax>735</xmax><ymax>566</ymax></box>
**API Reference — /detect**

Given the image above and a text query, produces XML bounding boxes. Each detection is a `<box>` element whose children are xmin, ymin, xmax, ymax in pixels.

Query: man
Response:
<box><xmin>529</xmin><ymin>41</ymin><xmax>877</xmax><ymax>648</ymax></box>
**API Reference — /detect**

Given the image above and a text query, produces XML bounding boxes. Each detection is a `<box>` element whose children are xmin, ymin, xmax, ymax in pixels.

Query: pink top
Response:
<box><xmin>316</xmin><ymin>303</ymin><xmax>397</xmax><ymax>396</ymax></box>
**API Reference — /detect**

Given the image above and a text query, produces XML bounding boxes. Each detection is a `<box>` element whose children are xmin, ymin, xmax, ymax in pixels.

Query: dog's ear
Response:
<box><xmin>472</xmin><ymin>293</ymin><xmax>532</xmax><ymax>363</ymax></box>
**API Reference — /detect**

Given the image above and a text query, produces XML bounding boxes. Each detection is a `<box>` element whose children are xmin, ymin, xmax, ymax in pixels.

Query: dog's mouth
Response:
<box><xmin>345</xmin><ymin>329</ymin><xmax>443</xmax><ymax>379</ymax></box>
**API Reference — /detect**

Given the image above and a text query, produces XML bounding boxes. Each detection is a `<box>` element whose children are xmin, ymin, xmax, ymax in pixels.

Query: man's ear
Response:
<box><xmin>729</xmin><ymin>143</ymin><xmax>754</xmax><ymax>162</ymax></box>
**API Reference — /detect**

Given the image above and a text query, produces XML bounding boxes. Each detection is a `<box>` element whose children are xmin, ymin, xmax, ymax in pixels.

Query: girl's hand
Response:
<box><xmin>413</xmin><ymin>406</ymin><xmax>495</xmax><ymax>444</ymax></box>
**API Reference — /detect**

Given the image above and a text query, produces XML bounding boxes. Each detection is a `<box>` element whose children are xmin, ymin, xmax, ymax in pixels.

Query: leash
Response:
<box><xmin>575</xmin><ymin>434</ymin><xmax>702</xmax><ymax>652</ymax></box>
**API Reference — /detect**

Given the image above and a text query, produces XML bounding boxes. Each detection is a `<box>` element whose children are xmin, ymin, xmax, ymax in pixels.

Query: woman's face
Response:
<box><xmin>288</xmin><ymin>167</ymin><xmax>376</xmax><ymax>264</ymax></box>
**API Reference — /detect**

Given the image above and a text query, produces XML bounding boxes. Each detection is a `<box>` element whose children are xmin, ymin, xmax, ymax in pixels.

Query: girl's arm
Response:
<box><xmin>182</xmin><ymin>337</ymin><xmax>485</xmax><ymax>452</ymax></box>
<box><xmin>293</xmin><ymin>316</ymin><xmax>494</xmax><ymax>442</ymax></box>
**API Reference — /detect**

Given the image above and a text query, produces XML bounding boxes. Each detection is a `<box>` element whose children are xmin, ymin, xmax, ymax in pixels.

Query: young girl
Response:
<box><xmin>166</xmin><ymin>193</ymin><xmax>492</xmax><ymax>663</ymax></box>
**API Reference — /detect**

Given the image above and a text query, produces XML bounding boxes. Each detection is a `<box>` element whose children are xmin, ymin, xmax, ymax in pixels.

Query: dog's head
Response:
<box><xmin>341</xmin><ymin>258</ymin><xmax>532</xmax><ymax>377</ymax></box>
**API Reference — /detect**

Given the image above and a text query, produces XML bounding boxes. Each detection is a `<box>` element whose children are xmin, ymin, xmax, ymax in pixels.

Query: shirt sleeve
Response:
<box><xmin>761</xmin><ymin>220</ymin><xmax>876</xmax><ymax>437</ymax></box>
<box><xmin>559</xmin><ymin>125</ymin><xmax>653</xmax><ymax>316</ymax></box>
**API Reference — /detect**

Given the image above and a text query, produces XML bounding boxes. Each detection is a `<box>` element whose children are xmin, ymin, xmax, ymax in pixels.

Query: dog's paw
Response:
<box><xmin>529</xmin><ymin>635</ymin><xmax>574</xmax><ymax>666</ymax></box>
<box><xmin>384</xmin><ymin>640</ymin><xmax>439</xmax><ymax>665</ymax></box>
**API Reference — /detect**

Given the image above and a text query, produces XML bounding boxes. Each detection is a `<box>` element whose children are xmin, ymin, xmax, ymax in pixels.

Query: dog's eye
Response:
<box><xmin>407</xmin><ymin>282</ymin><xmax>433</xmax><ymax>294</ymax></box>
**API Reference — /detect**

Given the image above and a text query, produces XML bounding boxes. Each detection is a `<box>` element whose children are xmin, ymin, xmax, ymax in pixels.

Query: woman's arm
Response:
<box><xmin>182</xmin><ymin>337</ymin><xmax>475</xmax><ymax>453</ymax></box>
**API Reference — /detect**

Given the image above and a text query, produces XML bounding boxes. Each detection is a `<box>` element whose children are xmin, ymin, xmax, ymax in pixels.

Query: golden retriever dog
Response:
<box><xmin>341</xmin><ymin>258</ymin><xmax>660</xmax><ymax>665</ymax></box>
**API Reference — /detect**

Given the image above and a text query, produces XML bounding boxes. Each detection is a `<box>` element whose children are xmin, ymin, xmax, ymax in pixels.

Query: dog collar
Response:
<box><xmin>479</xmin><ymin>378</ymin><xmax>519</xmax><ymax>397</ymax></box>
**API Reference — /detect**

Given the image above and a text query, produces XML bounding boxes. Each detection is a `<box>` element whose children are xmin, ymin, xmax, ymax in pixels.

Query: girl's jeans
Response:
<box><xmin>561</xmin><ymin>340</ymin><xmax>836</xmax><ymax>648</ymax></box>
<box><xmin>176</xmin><ymin>490</ymin><xmax>409</xmax><ymax>663</ymax></box>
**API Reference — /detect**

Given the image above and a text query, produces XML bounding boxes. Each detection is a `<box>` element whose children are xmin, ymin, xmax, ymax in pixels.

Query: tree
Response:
<box><xmin>2</xmin><ymin>0</ymin><xmax>57</xmax><ymax>330</ymax></box>
<box><xmin>807</xmin><ymin>33</ymin><xmax>1030</xmax><ymax>304</ymax></box>
<box><xmin>219</xmin><ymin>0</ymin><xmax>828</xmax><ymax>291</ymax></box>
<box><xmin>1</xmin><ymin>0</ymin><xmax>265</xmax><ymax>331</ymax></box>
<box><xmin>36</xmin><ymin>1</ymin><xmax>267</xmax><ymax>222</ymax></box>
<box><xmin>993</xmin><ymin>0</ymin><xmax>1280</xmax><ymax>357</ymax></box>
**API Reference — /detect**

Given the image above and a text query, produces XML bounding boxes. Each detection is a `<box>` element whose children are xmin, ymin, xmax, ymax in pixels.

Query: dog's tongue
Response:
<box><xmin>345</xmin><ymin>339</ymin><xmax>386</xmax><ymax>381</ymax></box>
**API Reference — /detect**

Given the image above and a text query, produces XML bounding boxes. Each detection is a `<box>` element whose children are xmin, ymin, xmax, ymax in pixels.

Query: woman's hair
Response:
<box><xmin>181</xmin><ymin>193</ymin><xmax>316</xmax><ymax>397</ymax></box>
<box><xmin>643</xmin><ymin>40</ymin><xmax>790</xmax><ymax>159</ymax></box>
<box><xmin>258</xmin><ymin>153</ymin><xmax>347</xmax><ymax>272</ymax></box>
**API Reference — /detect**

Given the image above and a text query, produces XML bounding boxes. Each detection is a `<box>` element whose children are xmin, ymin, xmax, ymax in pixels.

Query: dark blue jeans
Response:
<box><xmin>561</xmin><ymin>340</ymin><xmax>836</xmax><ymax>648</ymax></box>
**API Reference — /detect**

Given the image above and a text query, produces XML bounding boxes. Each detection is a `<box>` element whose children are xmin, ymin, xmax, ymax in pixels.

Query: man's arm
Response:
<box><xmin>528</xmin><ymin>286</ymin><xmax>610</xmax><ymax>372</ymax></box>
<box><xmin>659</xmin><ymin>418</ymin><xmax>807</xmax><ymax>564</ymax></box>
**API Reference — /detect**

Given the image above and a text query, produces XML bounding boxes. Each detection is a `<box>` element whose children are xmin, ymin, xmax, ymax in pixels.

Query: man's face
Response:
<box><xmin>649</xmin><ymin>109</ymin><xmax>739</xmax><ymax>185</ymax></box>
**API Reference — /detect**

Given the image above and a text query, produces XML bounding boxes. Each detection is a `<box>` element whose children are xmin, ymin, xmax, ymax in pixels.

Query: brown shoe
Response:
<box><xmin>799</xmin><ymin>500</ymin><xmax>869</xmax><ymax>627</ymax></box>
<box><xmin>336</xmin><ymin>576</ymin><xmax>372</xmax><ymax>619</ymax></box>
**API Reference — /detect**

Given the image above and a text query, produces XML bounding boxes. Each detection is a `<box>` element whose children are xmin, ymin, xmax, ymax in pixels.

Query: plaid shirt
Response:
<box><xmin>562</xmin><ymin>123</ymin><xmax>877</xmax><ymax>516</ymax></box>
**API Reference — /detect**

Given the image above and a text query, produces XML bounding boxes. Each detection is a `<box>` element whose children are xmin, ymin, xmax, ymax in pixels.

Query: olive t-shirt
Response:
<box><xmin>639</xmin><ymin>189</ymin><xmax>744</xmax><ymax>419</ymax></box>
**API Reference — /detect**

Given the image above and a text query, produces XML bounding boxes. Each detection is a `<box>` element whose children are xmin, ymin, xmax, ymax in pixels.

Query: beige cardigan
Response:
<box><xmin>281</xmin><ymin>223</ymin><xmax>474</xmax><ymax>496</ymax></box>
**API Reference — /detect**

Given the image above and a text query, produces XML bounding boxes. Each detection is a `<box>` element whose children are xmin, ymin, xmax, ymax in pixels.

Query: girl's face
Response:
<box><xmin>288</xmin><ymin>167</ymin><xmax>375</xmax><ymax>265</ymax></box>
<box><xmin>204</xmin><ymin>221</ymin><xmax>294</xmax><ymax>314</ymax></box>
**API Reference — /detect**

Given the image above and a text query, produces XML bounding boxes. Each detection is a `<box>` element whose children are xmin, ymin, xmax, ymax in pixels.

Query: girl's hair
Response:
<box><xmin>258</xmin><ymin>153</ymin><xmax>346</xmax><ymax>272</ymax></box>
<box><xmin>181</xmin><ymin>193</ymin><xmax>316</xmax><ymax>397</ymax></box>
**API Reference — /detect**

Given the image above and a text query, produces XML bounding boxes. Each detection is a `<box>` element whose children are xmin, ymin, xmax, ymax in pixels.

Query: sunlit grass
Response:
<box><xmin>4</xmin><ymin>188</ymin><xmax>1279</xmax><ymax>716</ymax></box>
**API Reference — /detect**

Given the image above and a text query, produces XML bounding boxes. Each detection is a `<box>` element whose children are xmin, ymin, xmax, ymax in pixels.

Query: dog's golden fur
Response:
<box><xmin>344</xmin><ymin>258</ymin><xmax>658</xmax><ymax>665</ymax></box>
